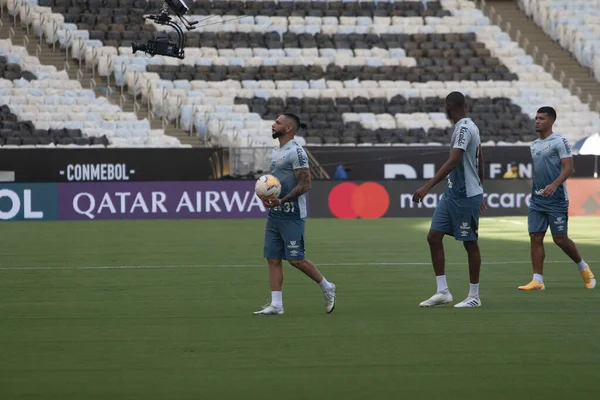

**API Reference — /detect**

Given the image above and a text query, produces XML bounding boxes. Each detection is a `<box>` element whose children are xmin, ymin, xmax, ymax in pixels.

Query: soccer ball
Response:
<box><xmin>255</xmin><ymin>174</ymin><xmax>281</xmax><ymax>200</ymax></box>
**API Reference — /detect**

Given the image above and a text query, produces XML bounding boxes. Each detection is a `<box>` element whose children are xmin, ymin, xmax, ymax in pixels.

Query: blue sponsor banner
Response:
<box><xmin>0</xmin><ymin>184</ymin><xmax>58</xmax><ymax>221</ymax></box>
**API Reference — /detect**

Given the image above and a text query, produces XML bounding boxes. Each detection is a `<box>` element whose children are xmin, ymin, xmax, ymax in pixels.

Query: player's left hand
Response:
<box><xmin>542</xmin><ymin>183</ymin><xmax>558</xmax><ymax>198</ymax></box>
<box><xmin>412</xmin><ymin>186</ymin><xmax>429</xmax><ymax>203</ymax></box>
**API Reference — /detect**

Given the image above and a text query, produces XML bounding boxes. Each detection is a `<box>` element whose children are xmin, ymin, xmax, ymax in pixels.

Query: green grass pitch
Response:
<box><xmin>1</xmin><ymin>217</ymin><xmax>599</xmax><ymax>399</ymax></box>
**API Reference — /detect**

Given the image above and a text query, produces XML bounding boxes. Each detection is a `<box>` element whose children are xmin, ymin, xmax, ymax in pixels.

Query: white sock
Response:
<box><xmin>436</xmin><ymin>275</ymin><xmax>448</xmax><ymax>292</ymax></box>
<box><xmin>576</xmin><ymin>259</ymin><xmax>588</xmax><ymax>271</ymax></box>
<box><xmin>319</xmin><ymin>277</ymin><xmax>333</xmax><ymax>291</ymax></box>
<box><xmin>271</xmin><ymin>291</ymin><xmax>283</xmax><ymax>308</ymax></box>
<box><xmin>533</xmin><ymin>273</ymin><xmax>544</xmax><ymax>283</ymax></box>
<box><xmin>468</xmin><ymin>283</ymin><xmax>479</xmax><ymax>298</ymax></box>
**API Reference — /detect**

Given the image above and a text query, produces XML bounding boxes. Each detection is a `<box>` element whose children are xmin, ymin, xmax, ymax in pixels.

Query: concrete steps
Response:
<box><xmin>480</xmin><ymin>0</ymin><xmax>600</xmax><ymax>110</ymax></box>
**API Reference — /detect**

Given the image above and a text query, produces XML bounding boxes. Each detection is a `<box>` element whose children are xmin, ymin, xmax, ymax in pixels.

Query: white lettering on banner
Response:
<box><xmin>91</xmin><ymin>165</ymin><xmax>99</xmax><ymax>180</ymax></box>
<box><xmin>249</xmin><ymin>194</ymin><xmax>266</xmax><ymax>211</ymax></box>
<box><xmin>500</xmin><ymin>193</ymin><xmax>514</xmax><ymax>208</ymax></box>
<box><xmin>422</xmin><ymin>193</ymin><xmax>438</xmax><ymax>208</ymax></box>
<box><xmin>97</xmin><ymin>193</ymin><xmax>116</xmax><ymax>214</ymax></box>
<box><xmin>196</xmin><ymin>191</ymin><xmax>202</xmax><ymax>212</ymax></box>
<box><xmin>176</xmin><ymin>192</ymin><xmax>194</xmax><ymax>213</ymax></box>
<box><xmin>487</xmin><ymin>193</ymin><xmax>499</xmax><ymax>207</ymax></box>
<box><xmin>115</xmin><ymin>192</ymin><xmax>131</xmax><ymax>212</ymax></box>
<box><xmin>152</xmin><ymin>192</ymin><xmax>167</xmax><ymax>213</ymax></box>
<box><xmin>222</xmin><ymin>192</ymin><xmax>249</xmax><ymax>212</ymax></box>
<box><xmin>73</xmin><ymin>190</ymin><xmax>267</xmax><ymax>218</ymax></box>
<box><xmin>92</xmin><ymin>165</ymin><xmax>100</xmax><ymax>180</ymax></box>
<box><xmin>23</xmin><ymin>190</ymin><xmax>43</xmax><ymax>219</ymax></box>
<box><xmin>73</xmin><ymin>192</ymin><xmax>95</xmax><ymax>219</ymax></box>
<box><xmin>64</xmin><ymin>164</ymin><xmax>131</xmax><ymax>181</ymax></box>
<box><xmin>490</xmin><ymin>163</ymin><xmax>533</xmax><ymax>179</ymax></box>
<box><xmin>384</xmin><ymin>164</ymin><xmax>436</xmax><ymax>179</ymax></box>
<box><xmin>422</xmin><ymin>164</ymin><xmax>435</xmax><ymax>179</ymax></box>
<box><xmin>518</xmin><ymin>193</ymin><xmax>529</xmax><ymax>206</ymax></box>
<box><xmin>0</xmin><ymin>190</ymin><xmax>43</xmax><ymax>220</ymax></box>
<box><xmin>399</xmin><ymin>192</ymin><xmax>532</xmax><ymax>209</ymax></box>
<box><xmin>206</xmin><ymin>191</ymin><xmax>221</xmax><ymax>212</ymax></box>
<box><xmin>520</xmin><ymin>164</ymin><xmax>532</xmax><ymax>178</ymax></box>
<box><xmin>483</xmin><ymin>193</ymin><xmax>531</xmax><ymax>208</ymax></box>
<box><xmin>400</xmin><ymin>193</ymin><xmax>413</xmax><ymax>209</ymax></box>
<box><xmin>131</xmin><ymin>192</ymin><xmax>149</xmax><ymax>213</ymax></box>
<box><xmin>384</xmin><ymin>164</ymin><xmax>417</xmax><ymax>179</ymax></box>
<box><xmin>0</xmin><ymin>189</ymin><xmax>21</xmax><ymax>220</ymax></box>
<box><xmin>400</xmin><ymin>193</ymin><xmax>441</xmax><ymax>209</ymax></box>
<box><xmin>490</xmin><ymin>164</ymin><xmax>502</xmax><ymax>179</ymax></box>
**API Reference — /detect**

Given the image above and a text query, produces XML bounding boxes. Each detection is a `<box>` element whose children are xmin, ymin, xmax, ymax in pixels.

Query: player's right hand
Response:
<box><xmin>412</xmin><ymin>186</ymin><xmax>429</xmax><ymax>203</ymax></box>
<box><xmin>480</xmin><ymin>200</ymin><xmax>487</xmax><ymax>215</ymax></box>
<box><xmin>259</xmin><ymin>195</ymin><xmax>280</xmax><ymax>209</ymax></box>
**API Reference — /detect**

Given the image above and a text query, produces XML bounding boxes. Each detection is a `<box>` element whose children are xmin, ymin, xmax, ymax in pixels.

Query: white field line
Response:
<box><xmin>0</xmin><ymin>260</ymin><xmax>592</xmax><ymax>271</ymax></box>
<box><xmin>485</xmin><ymin>218</ymin><xmax>527</xmax><ymax>226</ymax></box>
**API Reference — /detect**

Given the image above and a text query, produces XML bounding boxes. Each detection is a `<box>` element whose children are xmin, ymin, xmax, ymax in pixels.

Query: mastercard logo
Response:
<box><xmin>328</xmin><ymin>182</ymin><xmax>390</xmax><ymax>219</ymax></box>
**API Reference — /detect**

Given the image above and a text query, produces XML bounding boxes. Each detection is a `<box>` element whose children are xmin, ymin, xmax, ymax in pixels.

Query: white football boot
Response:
<box><xmin>454</xmin><ymin>296</ymin><xmax>482</xmax><ymax>308</ymax></box>
<box><xmin>253</xmin><ymin>304</ymin><xmax>284</xmax><ymax>315</ymax></box>
<box><xmin>323</xmin><ymin>283</ymin><xmax>337</xmax><ymax>314</ymax></box>
<box><xmin>419</xmin><ymin>290</ymin><xmax>453</xmax><ymax>307</ymax></box>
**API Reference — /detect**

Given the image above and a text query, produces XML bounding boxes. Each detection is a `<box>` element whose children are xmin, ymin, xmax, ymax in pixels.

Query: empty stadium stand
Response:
<box><xmin>0</xmin><ymin>37</ymin><xmax>185</xmax><ymax>147</ymax></box>
<box><xmin>484</xmin><ymin>0</ymin><xmax>600</xmax><ymax>113</ymax></box>
<box><xmin>2</xmin><ymin>0</ymin><xmax>600</xmax><ymax>148</ymax></box>
<box><xmin>0</xmin><ymin>102</ymin><xmax>111</xmax><ymax>146</ymax></box>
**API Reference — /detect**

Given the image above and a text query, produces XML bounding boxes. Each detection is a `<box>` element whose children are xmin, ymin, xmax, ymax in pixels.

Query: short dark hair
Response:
<box><xmin>445</xmin><ymin>91</ymin><xmax>466</xmax><ymax>110</ymax></box>
<box><xmin>282</xmin><ymin>113</ymin><xmax>307</xmax><ymax>131</ymax></box>
<box><xmin>537</xmin><ymin>106</ymin><xmax>557</xmax><ymax>121</ymax></box>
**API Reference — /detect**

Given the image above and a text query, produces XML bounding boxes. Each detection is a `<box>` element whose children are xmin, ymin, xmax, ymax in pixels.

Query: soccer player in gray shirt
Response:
<box><xmin>518</xmin><ymin>106</ymin><xmax>595</xmax><ymax>290</ymax></box>
<box><xmin>413</xmin><ymin>92</ymin><xmax>486</xmax><ymax>308</ymax></box>
<box><xmin>253</xmin><ymin>114</ymin><xmax>337</xmax><ymax>315</ymax></box>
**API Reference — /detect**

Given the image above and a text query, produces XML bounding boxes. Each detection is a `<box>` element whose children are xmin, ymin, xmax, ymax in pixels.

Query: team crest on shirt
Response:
<box><xmin>276</xmin><ymin>156</ymin><xmax>285</xmax><ymax>165</ymax></box>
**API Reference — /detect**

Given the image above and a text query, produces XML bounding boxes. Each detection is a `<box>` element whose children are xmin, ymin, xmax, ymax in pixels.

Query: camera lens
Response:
<box><xmin>131</xmin><ymin>43</ymin><xmax>147</xmax><ymax>54</ymax></box>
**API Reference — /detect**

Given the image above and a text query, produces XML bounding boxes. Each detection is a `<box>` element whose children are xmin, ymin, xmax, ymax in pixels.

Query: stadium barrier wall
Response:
<box><xmin>306</xmin><ymin>146</ymin><xmax>598</xmax><ymax>180</ymax></box>
<box><xmin>0</xmin><ymin>181</ymin><xmax>269</xmax><ymax>221</ymax></box>
<box><xmin>1</xmin><ymin>180</ymin><xmax>598</xmax><ymax>222</ymax></box>
<box><xmin>308</xmin><ymin>179</ymin><xmax>600</xmax><ymax>219</ymax></box>
<box><xmin>0</xmin><ymin>148</ymin><xmax>229</xmax><ymax>182</ymax></box>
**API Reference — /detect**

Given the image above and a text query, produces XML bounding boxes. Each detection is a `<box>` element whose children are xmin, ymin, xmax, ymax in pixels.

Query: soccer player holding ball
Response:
<box><xmin>518</xmin><ymin>107</ymin><xmax>595</xmax><ymax>290</ymax></box>
<box><xmin>253</xmin><ymin>113</ymin><xmax>337</xmax><ymax>315</ymax></box>
<box><xmin>413</xmin><ymin>92</ymin><xmax>486</xmax><ymax>308</ymax></box>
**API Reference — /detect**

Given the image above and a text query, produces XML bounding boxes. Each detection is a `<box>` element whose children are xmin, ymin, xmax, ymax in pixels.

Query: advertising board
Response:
<box><xmin>0</xmin><ymin>148</ymin><xmax>227</xmax><ymax>182</ymax></box>
<box><xmin>1</xmin><ymin>179</ymin><xmax>597</xmax><ymax>221</ymax></box>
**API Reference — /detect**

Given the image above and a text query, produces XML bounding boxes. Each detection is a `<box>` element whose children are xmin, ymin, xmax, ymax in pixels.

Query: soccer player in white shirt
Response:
<box><xmin>413</xmin><ymin>92</ymin><xmax>486</xmax><ymax>308</ymax></box>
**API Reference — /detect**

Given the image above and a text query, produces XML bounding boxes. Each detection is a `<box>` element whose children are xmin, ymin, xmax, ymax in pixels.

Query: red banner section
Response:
<box><xmin>567</xmin><ymin>179</ymin><xmax>600</xmax><ymax>216</ymax></box>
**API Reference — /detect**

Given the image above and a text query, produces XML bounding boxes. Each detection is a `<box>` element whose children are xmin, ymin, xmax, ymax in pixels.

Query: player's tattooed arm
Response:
<box><xmin>280</xmin><ymin>168</ymin><xmax>311</xmax><ymax>203</ymax></box>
